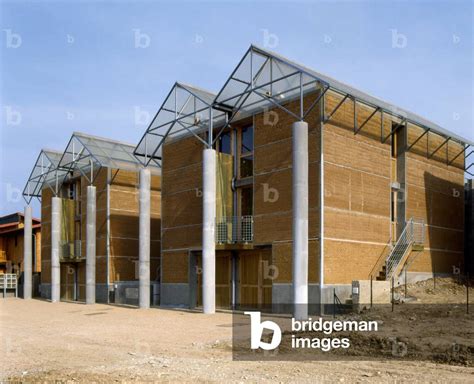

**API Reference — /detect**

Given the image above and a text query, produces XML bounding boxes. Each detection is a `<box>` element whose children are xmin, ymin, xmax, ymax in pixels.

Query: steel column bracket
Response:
<box><xmin>22</xmin><ymin>149</ymin><xmax>68</xmax><ymax>204</ymax></box>
<box><xmin>446</xmin><ymin>143</ymin><xmax>468</xmax><ymax>166</ymax></box>
<box><xmin>134</xmin><ymin>82</ymin><xmax>224</xmax><ymax>166</ymax></box>
<box><xmin>323</xmin><ymin>94</ymin><xmax>349</xmax><ymax>123</ymax></box>
<box><xmin>354</xmin><ymin>106</ymin><xmax>380</xmax><ymax>135</ymax></box>
<box><xmin>406</xmin><ymin>128</ymin><xmax>430</xmax><ymax>152</ymax></box>
<box><xmin>382</xmin><ymin>118</ymin><xmax>407</xmax><ymax>143</ymax></box>
<box><xmin>302</xmin><ymin>84</ymin><xmax>329</xmax><ymax>120</ymax></box>
<box><xmin>428</xmin><ymin>136</ymin><xmax>450</xmax><ymax>159</ymax></box>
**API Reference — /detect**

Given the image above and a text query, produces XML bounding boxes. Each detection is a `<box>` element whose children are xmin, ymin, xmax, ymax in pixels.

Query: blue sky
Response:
<box><xmin>1</xmin><ymin>0</ymin><xmax>473</xmax><ymax>216</ymax></box>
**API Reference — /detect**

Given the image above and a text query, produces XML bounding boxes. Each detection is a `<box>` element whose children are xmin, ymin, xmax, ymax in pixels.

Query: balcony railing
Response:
<box><xmin>0</xmin><ymin>273</ymin><xmax>18</xmax><ymax>297</ymax></box>
<box><xmin>215</xmin><ymin>216</ymin><xmax>253</xmax><ymax>244</ymax></box>
<box><xmin>60</xmin><ymin>240</ymin><xmax>84</xmax><ymax>262</ymax></box>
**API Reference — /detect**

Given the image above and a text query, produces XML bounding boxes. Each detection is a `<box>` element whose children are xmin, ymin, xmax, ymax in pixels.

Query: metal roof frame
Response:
<box><xmin>214</xmin><ymin>45</ymin><xmax>330</xmax><ymax>135</ymax></box>
<box><xmin>134</xmin><ymin>82</ymin><xmax>226</xmax><ymax>166</ymax></box>
<box><xmin>213</xmin><ymin>45</ymin><xmax>473</xmax><ymax>174</ymax></box>
<box><xmin>58</xmin><ymin>131</ymin><xmax>159</xmax><ymax>186</ymax></box>
<box><xmin>134</xmin><ymin>45</ymin><xmax>472</xmax><ymax>174</ymax></box>
<box><xmin>22</xmin><ymin>149</ymin><xmax>67</xmax><ymax>204</ymax></box>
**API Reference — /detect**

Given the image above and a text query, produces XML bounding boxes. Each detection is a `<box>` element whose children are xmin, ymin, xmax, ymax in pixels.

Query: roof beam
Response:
<box><xmin>428</xmin><ymin>136</ymin><xmax>450</xmax><ymax>159</ymax></box>
<box><xmin>324</xmin><ymin>94</ymin><xmax>349</xmax><ymax>123</ymax></box>
<box><xmin>406</xmin><ymin>128</ymin><xmax>430</xmax><ymax>152</ymax></box>
<box><xmin>355</xmin><ymin>106</ymin><xmax>380</xmax><ymax>135</ymax></box>
<box><xmin>382</xmin><ymin>118</ymin><xmax>407</xmax><ymax>143</ymax></box>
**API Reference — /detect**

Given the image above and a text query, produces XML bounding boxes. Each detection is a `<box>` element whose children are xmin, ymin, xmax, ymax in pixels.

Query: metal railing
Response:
<box><xmin>215</xmin><ymin>216</ymin><xmax>253</xmax><ymax>244</ymax></box>
<box><xmin>385</xmin><ymin>218</ymin><xmax>424</xmax><ymax>279</ymax></box>
<box><xmin>60</xmin><ymin>240</ymin><xmax>83</xmax><ymax>261</ymax></box>
<box><xmin>1</xmin><ymin>274</ymin><xmax>18</xmax><ymax>297</ymax></box>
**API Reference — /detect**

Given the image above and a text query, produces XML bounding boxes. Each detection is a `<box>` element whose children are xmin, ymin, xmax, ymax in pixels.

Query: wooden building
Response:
<box><xmin>24</xmin><ymin>134</ymin><xmax>161</xmax><ymax>304</ymax></box>
<box><xmin>135</xmin><ymin>46</ymin><xmax>473</xmax><ymax>311</ymax></box>
<box><xmin>0</xmin><ymin>212</ymin><xmax>41</xmax><ymax>275</ymax></box>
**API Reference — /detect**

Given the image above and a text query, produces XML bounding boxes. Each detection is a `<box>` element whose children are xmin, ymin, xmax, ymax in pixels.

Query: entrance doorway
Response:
<box><xmin>238</xmin><ymin>249</ymin><xmax>272</xmax><ymax>309</ymax></box>
<box><xmin>192</xmin><ymin>248</ymin><xmax>272</xmax><ymax>309</ymax></box>
<box><xmin>195</xmin><ymin>251</ymin><xmax>232</xmax><ymax>308</ymax></box>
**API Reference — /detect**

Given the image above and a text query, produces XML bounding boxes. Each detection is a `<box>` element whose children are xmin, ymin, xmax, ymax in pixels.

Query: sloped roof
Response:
<box><xmin>23</xmin><ymin>149</ymin><xmax>67</xmax><ymax>203</ymax></box>
<box><xmin>134</xmin><ymin>82</ymin><xmax>226</xmax><ymax>166</ymax></box>
<box><xmin>215</xmin><ymin>45</ymin><xmax>473</xmax><ymax>146</ymax></box>
<box><xmin>59</xmin><ymin>131</ymin><xmax>160</xmax><ymax>178</ymax></box>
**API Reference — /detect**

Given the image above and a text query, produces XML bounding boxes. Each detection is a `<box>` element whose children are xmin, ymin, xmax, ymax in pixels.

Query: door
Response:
<box><xmin>238</xmin><ymin>249</ymin><xmax>272</xmax><ymax>309</ymax></box>
<box><xmin>61</xmin><ymin>263</ymin><xmax>75</xmax><ymax>301</ymax></box>
<box><xmin>196</xmin><ymin>251</ymin><xmax>232</xmax><ymax>308</ymax></box>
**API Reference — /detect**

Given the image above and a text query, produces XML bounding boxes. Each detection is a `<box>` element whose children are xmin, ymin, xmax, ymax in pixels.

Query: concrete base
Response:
<box><xmin>18</xmin><ymin>273</ymin><xmax>41</xmax><ymax>298</ymax></box>
<box><xmin>160</xmin><ymin>283</ymin><xmax>189</xmax><ymax>307</ymax></box>
<box><xmin>40</xmin><ymin>283</ymin><xmax>51</xmax><ymax>300</ymax></box>
<box><xmin>272</xmin><ymin>283</ymin><xmax>352</xmax><ymax>313</ymax></box>
<box><xmin>39</xmin><ymin>281</ymin><xmax>156</xmax><ymax>306</ymax></box>
<box><xmin>95</xmin><ymin>284</ymin><xmax>110</xmax><ymax>303</ymax></box>
<box><xmin>352</xmin><ymin>280</ymin><xmax>390</xmax><ymax>312</ymax></box>
<box><xmin>113</xmin><ymin>281</ymin><xmax>159</xmax><ymax>306</ymax></box>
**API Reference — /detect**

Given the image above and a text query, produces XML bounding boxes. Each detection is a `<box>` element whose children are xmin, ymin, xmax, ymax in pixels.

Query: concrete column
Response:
<box><xmin>202</xmin><ymin>148</ymin><xmax>216</xmax><ymax>314</ymax></box>
<box><xmin>86</xmin><ymin>186</ymin><xmax>97</xmax><ymax>304</ymax></box>
<box><xmin>319</xmin><ymin>121</ymin><xmax>325</xmax><ymax>316</ymax></box>
<box><xmin>23</xmin><ymin>205</ymin><xmax>33</xmax><ymax>299</ymax></box>
<box><xmin>139</xmin><ymin>168</ymin><xmax>151</xmax><ymax>309</ymax></box>
<box><xmin>292</xmin><ymin>121</ymin><xmax>309</xmax><ymax>320</ymax></box>
<box><xmin>51</xmin><ymin>197</ymin><xmax>61</xmax><ymax>302</ymax></box>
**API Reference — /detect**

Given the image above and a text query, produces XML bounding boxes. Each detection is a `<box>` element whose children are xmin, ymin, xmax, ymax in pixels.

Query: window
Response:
<box><xmin>241</xmin><ymin>125</ymin><xmax>253</xmax><ymax>154</ymax></box>
<box><xmin>240</xmin><ymin>155</ymin><xmax>253</xmax><ymax>178</ymax></box>
<box><xmin>391</xmin><ymin>192</ymin><xmax>396</xmax><ymax>222</ymax></box>
<box><xmin>218</xmin><ymin>131</ymin><xmax>232</xmax><ymax>154</ymax></box>
<box><xmin>240</xmin><ymin>187</ymin><xmax>253</xmax><ymax>216</ymax></box>
<box><xmin>391</xmin><ymin>124</ymin><xmax>397</xmax><ymax>158</ymax></box>
<box><xmin>69</xmin><ymin>183</ymin><xmax>75</xmax><ymax>199</ymax></box>
<box><xmin>239</xmin><ymin>125</ymin><xmax>253</xmax><ymax>178</ymax></box>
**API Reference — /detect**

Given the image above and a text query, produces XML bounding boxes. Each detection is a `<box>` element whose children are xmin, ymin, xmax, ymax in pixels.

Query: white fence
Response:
<box><xmin>0</xmin><ymin>273</ymin><xmax>18</xmax><ymax>298</ymax></box>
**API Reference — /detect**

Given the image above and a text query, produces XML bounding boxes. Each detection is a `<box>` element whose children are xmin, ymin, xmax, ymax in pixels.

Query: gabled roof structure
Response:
<box><xmin>59</xmin><ymin>131</ymin><xmax>159</xmax><ymax>184</ymax></box>
<box><xmin>23</xmin><ymin>149</ymin><xmax>67</xmax><ymax>204</ymax></box>
<box><xmin>23</xmin><ymin>132</ymin><xmax>161</xmax><ymax>205</ymax></box>
<box><xmin>134</xmin><ymin>82</ymin><xmax>226</xmax><ymax>166</ymax></box>
<box><xmin>135</xmin><ymin>45</ymin><xmax>473</xmax><ymax>175</ymax></box>
<box><xmin>216</xmin><ymin>45</ymin><xmax>474</xmax><ymax>147</ymax></box>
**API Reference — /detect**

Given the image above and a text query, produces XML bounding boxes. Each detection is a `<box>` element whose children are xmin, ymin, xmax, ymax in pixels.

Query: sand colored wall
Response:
<box><xmin>160</xmin><ymin>88</ymin><xmax>466</xmax><ymax>286</ymax></box>
<box><xmin>322</xmin><ymin>92</ymin><xmax>392</xmax><ymax>283</ymax></box>
<box><xmin>41</xmin><ymin>167</ymin><xmax>161</xmax><ymax>300</ymax></box>
<box><xmin>108</xmin><ymin>168</ymin><xmax>161</xmax><ymax>283</ymax></box>
<box><xmin>405</xmin><ymin>125</ymin><xmax>465</xmax><ymax>274</ymax></box>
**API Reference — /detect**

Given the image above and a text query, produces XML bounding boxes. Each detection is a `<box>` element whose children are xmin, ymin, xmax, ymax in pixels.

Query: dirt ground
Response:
<box><xmin>394</xmin><ymin>276</ymin><xmax>472</xmax><ymax>304</ymax></box>
<box><xmin>1</xmin><ymin>287</ymin><xmax>473</xmax><ymax>383</ymax></box>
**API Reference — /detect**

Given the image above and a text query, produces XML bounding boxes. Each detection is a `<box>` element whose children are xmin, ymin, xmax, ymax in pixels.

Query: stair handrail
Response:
<box><xmin>333</xmin><ymin>289</ymin><xmax>344</xmax><ymax>318</ymax></box>
<box><xmin>384</xmin><ymin>217</ymin><xmax>425</xmax><ymax>279</ymax></box>
<box><xmin>385</xmin><ymin>218</ymin><xmax>415</xmax><ymax>279</ymax></box>
<box><xmin>368</xmin><ymin>235</ymin><xmax>393</xmax><ymax>279</ymax></box>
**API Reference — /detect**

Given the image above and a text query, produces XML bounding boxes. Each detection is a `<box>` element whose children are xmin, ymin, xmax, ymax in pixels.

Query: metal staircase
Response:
<box><xmin>379</xmin><ymin>218</ymin><xmax>424</xmax><ymax>280</ymax></box>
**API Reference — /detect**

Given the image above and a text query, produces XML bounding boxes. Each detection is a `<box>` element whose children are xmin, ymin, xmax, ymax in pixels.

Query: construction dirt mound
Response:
<box><xmin>394</xmin><ymin>276</ymin><xmax>472</xmax><ymax>304</ymax></box>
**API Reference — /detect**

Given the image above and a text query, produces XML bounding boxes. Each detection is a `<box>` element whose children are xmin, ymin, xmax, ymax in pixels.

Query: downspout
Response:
<box><xmin>106</xmin><ymin>168</ymin><xmax>111</xmax><ymax>303</ymax></box>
